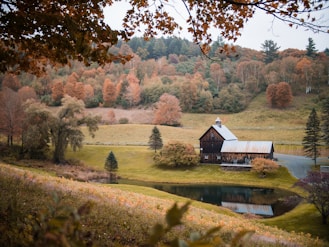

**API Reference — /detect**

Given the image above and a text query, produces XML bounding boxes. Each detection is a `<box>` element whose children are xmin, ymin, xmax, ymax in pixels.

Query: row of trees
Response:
<box><xmin>1</xmin><ymin>36</ymin><xmax>328</xmax><ymax>114</ymax></box>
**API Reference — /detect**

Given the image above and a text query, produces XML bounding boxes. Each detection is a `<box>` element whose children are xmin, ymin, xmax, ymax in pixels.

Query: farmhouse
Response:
<box><xmin>199</xmin><ymin>117</ymin><xmax>274</xmax><ymax>164</ymax></box>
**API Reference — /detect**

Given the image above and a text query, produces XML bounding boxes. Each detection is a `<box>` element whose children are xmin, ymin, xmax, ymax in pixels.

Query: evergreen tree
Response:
<box><xmin>302</xmin><ymin>108</ymin><xmax>321</xmax><ymax>165</ymax></box>
<box><xmin>261</xmin><ymin>40</ymin><xmax>280</xmax><ymax>64</ymax></box>
<box><xmin>148</xmin><ymin>126</ymin><xmax>163</xmax><ymax>153</ymax></box>
<box><xmin>306</xmin><ymin>37</ymin><xmax>317</xmax><ymax>58</ymax></box>
<box><xmin>322</xmin><ymin>97</ymin><xmax>329</xmax><ymax>148</ymax></box>
<box><xmin>105</xmin><ymin>151</ymin><xmax>118</xmax><ymax>171</ymax></box>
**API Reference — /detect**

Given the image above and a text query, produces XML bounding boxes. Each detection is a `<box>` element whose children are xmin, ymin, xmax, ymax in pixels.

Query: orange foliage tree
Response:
<box><xmin>266</xmin><ymin>82</ymin><xmax>293</xmax><ymax>108</ymax></box>
<box><xmin>153</xmin><ymin>93</ymin><xmax>182</xmax><ymax>126</ymax></box>
<box><xmin>51</xmin><ymin>79</ymin><xmax>64</xmax><ymax>104</ymax></box>
<box><xmin>102</xmin><ymin>78</ymin><xmax>117</xmax><ymax>107</ymax></box>
<box><xmin>125</xmin><ymin>73</ymin><xmax>141</xmax><ymax>107</ymax></box>
<box><xmin>74</xmin><ymin>82</ymin><xmax>85</xmax><ymax>101</ymax></box>
<box><xmin>84</xmin><ymin>84</ymin><xmax>94</xmax><ymax>100</ymax></box>
<box><xmin>18</xmin><ymin>86</ymin><xmax>37</xmax><ymax>102</ymax></box>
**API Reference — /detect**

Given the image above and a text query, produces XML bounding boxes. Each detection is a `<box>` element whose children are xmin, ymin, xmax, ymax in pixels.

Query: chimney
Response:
<box><xmin>215</xmin><ymin>117</ymin><xmax>222</xmax><ymax>128</ymax></box>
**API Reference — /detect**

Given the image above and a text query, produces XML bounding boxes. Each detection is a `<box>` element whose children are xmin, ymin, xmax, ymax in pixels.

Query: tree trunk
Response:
<box><xmin>322</xmin><ymin>214</ymin><xmax>327</xmax><ymax>225</ymax></box>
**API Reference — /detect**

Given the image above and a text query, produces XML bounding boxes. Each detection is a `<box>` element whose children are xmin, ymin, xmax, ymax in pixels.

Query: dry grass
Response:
<box><xmin>1</xmin><ymin>163</ymin><xmax>327</xmax><ymax>246</ymax></box>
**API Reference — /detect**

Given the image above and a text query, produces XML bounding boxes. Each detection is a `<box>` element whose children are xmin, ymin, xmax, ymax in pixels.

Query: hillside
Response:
<box><xmin>82</xmin><ymin>92</ymin><xmax>329</xmax><ymax>149</ymax></box>
<box><xmin>1</xmin><ymin>163</ymin><xmax>327</xmax><ymax>246</ymax></box>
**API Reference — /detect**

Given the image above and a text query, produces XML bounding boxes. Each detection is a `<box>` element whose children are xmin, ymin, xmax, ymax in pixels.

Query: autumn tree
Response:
<box><xmin>74</xmin><ymin>82</ymin><xmax>86</xmax><ymax>101</ymax></box>
<box><xmin>125</xmin><ymin>73</ymin><xmax>141</xmax><ymax>107</ymax></box>
<box><xmin>295</xmin><ymin>171</ymin><xmax>329</xmax><ymax>224</ymax></box>
<box><xmin>153</xmin><ymin>93</ymin><xmax>182</xmax><ymax>126</ymax></box>
<box><xmin>83</xmin><ymin>84</ymin><xmax>97</xmax><ymax>107</ymax></box>
<box><xmin>2</xmin><ymin>73</ymin><xmax>21</xmax><ymax>91</ymax></box>
<box><xmin>64</xmin><ymin>72</ymin><xmax>79</xmax><ymax>98</ymax></box>
<box><xmin>266</xmin><ymin>82</ymin><xmax>293</xmax><ymax>108</ymax></box>
<box><xmin>148</xmin><ymin>126</ymin><xmax>163</xmax><ymax>153</ymax></box>
<box><xmin>251</xmin><ymin>158</ymin><xmax>280</xmax><ymax>178</ymax></box>
<box><xmin>275</xmin><ymin>82</ymin><xmax>293</xmax><ymax>108</ymax></box>
<box><xmin>261</xmin><ymin>40</ymin><xmax>280</xmax><ymax>64</ymax></box>
<box><xmin>295</xmin><ymin>57</ymin><xmax>314</xmax><ymax>93</ymax></box>
<box><xmin>18</xmin><ymin>86</ymin><xmax>37</xmax><ymax>102</ymax></box>
<box><xmin>154</xmin><ymin>141</ymin><xmax>199</xmax><ymax>168</ymax></box>
<box><xmin>322</xmin><ymin>97</ymin><xmax>329</xmax><ymax>149</ymax></box>
<box><xmin>51</xmin><ymin>79</ymin><xmax>64</xmax><ymax>105</ymax></box>
<box><xmin>302</xmin><ymin>108</ymin><xmax>321</xmax><ymax>166</ymax></box>
<box><xmin>102</xmin><ymin>78</ymin><xmax>117</xmax><ymax>107</ymax></box>
<box><xmin>1</xmin><ymin>1</ymin><xmax>327</xmax><ymax>75</ymax></box>
<box><xmin>0</xmin><ymin>87</ymin><xmax>24</xmax><ymax>146</ymax></box>
<box><xmin>50</xmin><ymin>95</ymin><xmax>100</xmax><ymax>164</ymax></box>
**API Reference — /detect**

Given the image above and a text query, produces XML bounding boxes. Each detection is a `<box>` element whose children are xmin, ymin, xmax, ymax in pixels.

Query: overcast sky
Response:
<box><xmin>104</xmin><ymin>2</ymin><xmax>329</xmax><ymax>52</ymax></box>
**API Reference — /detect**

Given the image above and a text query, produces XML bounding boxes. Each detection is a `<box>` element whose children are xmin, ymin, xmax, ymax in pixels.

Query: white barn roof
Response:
<box><xmin>221</xmin><ymin>202</ymin><xmax>273</xmax><ymax>216</ymax></box>
<box><xmin>212</xmin><ymin>124</ymin><xmax>238</xmax><ymax>141</ymax></box>
<box><xmin>221</xmin><ymin>141</ymin><xmax>273</xmax><ymax>154</ymax></box>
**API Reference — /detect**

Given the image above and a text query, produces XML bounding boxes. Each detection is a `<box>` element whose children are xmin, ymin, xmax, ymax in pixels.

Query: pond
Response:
<box><xmin>116</xmin><ymin>179</ymin><xmax>301</xmax><ymax>218</ymax></box>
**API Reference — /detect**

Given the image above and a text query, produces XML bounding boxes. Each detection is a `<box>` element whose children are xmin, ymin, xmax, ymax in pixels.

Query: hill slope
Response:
<box><xmin>1</xmin><ymin>163</ymin><xmax>326</xmax><ymax>246</ymax></box>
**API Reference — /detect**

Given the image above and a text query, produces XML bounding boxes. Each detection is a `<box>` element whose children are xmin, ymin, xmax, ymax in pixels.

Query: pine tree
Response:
<box><xmin>105</xmin><ymin>151</ymin><xmax>118</xmax><ymax>172</ymax></box>
<box><xmin>322</xmin><ymin>97</ymin><xmax>329</xmax><ymax>148</ymax></box>
<box><xmin>306</xmin><ymin>37</ymin><xmax>317</xmax><ymax>58</ymax></box>
<box><xmin>261</xmin><ymin>40</ymin><xmax>280</xmax><ymax>64</ymax></box>
<box><xmin>302</xmin><ymin>108</ymin><xmax>321</xmax><ymax>165</ymax></box>
<box><xmin>148</xmin><ymin>126</ymin><xmax>163</xmax><ymax>153</ymax></box>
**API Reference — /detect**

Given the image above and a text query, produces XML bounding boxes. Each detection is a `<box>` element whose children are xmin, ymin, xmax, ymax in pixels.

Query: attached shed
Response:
<box><xmin>221</xmin><ymin>141</ymin><xmax>274</xmax><ymax>164</ymax></box>
<box><xmin>199</xmin><ymin>117</ymin><xmax>237</xmax><ymax>163</ymax></box>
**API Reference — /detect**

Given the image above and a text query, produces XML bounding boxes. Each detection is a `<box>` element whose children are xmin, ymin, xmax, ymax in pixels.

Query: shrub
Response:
<box><xmin>119</xmin><ymin>118</ymin><xmax>129</xmax><ymax>124</ymax></box>
<box><xmin>251</xmin><ymin>158</ymin><xmax>280</xmax><ymax>177</ymax></box>
<box><xmin>154</xmin><ymin>141</ymin><xmax>199</xmax><ymax>168</ymax></box>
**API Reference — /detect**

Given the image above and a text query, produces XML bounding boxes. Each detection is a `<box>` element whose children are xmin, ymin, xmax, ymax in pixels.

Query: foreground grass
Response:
<box><xmin>1</xmin><ymin>163</ymin><xmax>327</xmax><ymax>247</ymax></box>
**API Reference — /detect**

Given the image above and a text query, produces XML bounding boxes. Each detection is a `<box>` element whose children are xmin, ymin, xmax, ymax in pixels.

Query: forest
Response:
<box><xmin>1</xmin><ymin>36</ymin><xmax>328</xmax><ymax>117</ymax></box>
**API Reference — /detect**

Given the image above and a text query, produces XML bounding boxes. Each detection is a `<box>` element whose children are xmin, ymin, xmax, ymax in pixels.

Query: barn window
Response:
<box><xmin>204</xmin><ymin>155</ymin><xmax>208</xmax><ymax>160</ymax></box>
<box><xmin>216</xmin><ymin>155</ymin><xmax>221</xmax><ymax>160</ymax></box>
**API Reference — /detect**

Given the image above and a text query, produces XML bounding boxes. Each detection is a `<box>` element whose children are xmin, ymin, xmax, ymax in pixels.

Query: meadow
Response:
<box><xmin>2</xmin><ymin>93</ymin><xmax>329</xmax><ymax>246</ymax></box>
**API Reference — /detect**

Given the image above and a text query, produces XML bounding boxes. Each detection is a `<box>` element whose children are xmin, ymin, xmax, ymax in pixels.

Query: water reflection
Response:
<box><xmin>118</xmin><ymin>180</ymin><xmax>301</xmax><ymax>217</ymax></box>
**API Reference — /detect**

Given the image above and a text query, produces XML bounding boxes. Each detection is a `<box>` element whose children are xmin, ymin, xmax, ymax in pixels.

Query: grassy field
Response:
<box><xmin>82</xmin><ymin>93</ymin><xmax>329</xmax><ymax>156</ymax></box>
